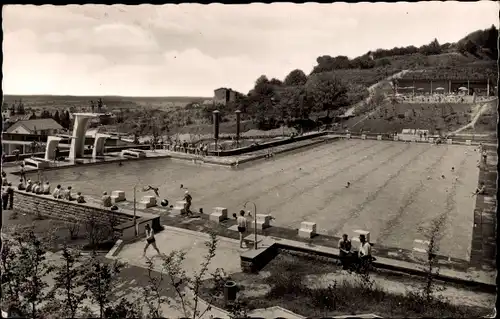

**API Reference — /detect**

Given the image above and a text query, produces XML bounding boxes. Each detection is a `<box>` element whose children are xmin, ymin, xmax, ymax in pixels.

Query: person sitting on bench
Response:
<box><xmin>42</xmin><ymin>181</ymin><xmax>51</xmax><ymax>195</ymax></box>
<box><xmin>17</xmin><ymin>179</ymin><xmax>26</xmax><ymax>191</ymax></box>
<box><xmin>102</xmin><ymin>192</ymin><xmax>112</xmax><ymax>207</ymax></box>
<box><xmin>358</xmin><ymin>234</ymin><xmax>373</xmax><ymax>273</ymax></box>
<box><xmin>53</xmin><ymin>184</ymin><xmax>62</xmax><ymax>199</ymax></box>
<box><xmin>76</xmin><ymin>192</ymin><xmax>86</xmax><ymax>203</ymax></box>
<box><xmin>472</xmin><ymin>182</ymin><xmax>486</xmax><ymax>197</ymax></box>
<box><xmin>338</xmin><ymin>234</ymin><xmax>352</xmax><ymax>270</ymax></box>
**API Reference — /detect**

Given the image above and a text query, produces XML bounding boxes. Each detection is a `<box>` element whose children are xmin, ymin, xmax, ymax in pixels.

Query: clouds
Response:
<box><xmin>3</xmin><ymin>3</ymin><xmax>498</xmax><ymax>97</ymax></box>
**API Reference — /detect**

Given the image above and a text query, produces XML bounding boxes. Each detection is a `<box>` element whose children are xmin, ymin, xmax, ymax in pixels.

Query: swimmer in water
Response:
<box><xmin>345</xmin><ymin>182</ymin><xmax>351</xmax><ymax>188</ymax></box>
<box><xmin>143</xmin><ymin>185</ymin><xmax>160</xmax><ymax>197</ymax></box>
<box><xmin>118</xmin><ymin>162</ymin><xmax>123</xmax><ymax>166</ymax></box>
<box><xmin>451</xmin><ymin>167</ymin><xmax>455</xmax><ymax>172</ymax></box>
<box><xmin>180</xmin><ymin>184</ymin><xmax>184</xmax><ymax>189</ymax></box>
<box><xmin>441</xmin><ymin>175</ymin><xmax>445</xmax><ymax>179</ymax></box>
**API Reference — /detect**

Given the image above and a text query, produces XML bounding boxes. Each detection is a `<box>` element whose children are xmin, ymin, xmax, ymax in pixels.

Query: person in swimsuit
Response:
<box><xmin>143</xmin><ymin>224</ymin><xmax>161</xmax><ymax>257</ymax></box>
<box><xmin>143</xmin><ymin>185</ymin><xmax>160</xmax><ymax>197</ymax></box>
<box><xmin>237</xmin><ymin>210</ymin><xmax>248</xmax><ymax>248</ymax></box>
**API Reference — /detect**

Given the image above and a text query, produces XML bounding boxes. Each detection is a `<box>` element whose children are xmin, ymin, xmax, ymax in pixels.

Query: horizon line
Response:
<box><xmin>3</xmin><ymin>94</ymin><xmax>213</xmax><ymax>99</ymax></box>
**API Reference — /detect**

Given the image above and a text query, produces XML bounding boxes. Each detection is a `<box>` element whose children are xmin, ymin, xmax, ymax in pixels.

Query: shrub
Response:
<box><xmin>266</xmin><ymin>267</ymin><xmax>305</xmax><ymax>297</ymax></box>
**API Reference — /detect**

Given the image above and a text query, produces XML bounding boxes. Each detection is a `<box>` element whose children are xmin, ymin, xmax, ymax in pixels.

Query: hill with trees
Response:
<box><xmin>210</xmin><ymin>26</ymin><xmax>497</xmax><ymax>132</ymax></box>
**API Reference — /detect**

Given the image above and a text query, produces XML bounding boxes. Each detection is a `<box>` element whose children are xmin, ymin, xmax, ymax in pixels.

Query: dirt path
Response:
<box><xmin>447</xmin><ymin>100</ymin><xmax>496</xmax><ymax>137</ymax></box>
<box><xmin>343</xmin><ymin>70</ymin><xmax>410</xmax><ymax>118</ymax></box>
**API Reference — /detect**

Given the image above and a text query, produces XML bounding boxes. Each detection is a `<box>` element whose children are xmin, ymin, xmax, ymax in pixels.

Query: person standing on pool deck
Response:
<box><xmin>237</xmin><ymin>210</ymin><xmax>248</xmax><ymax>248</ymax></box>
<box><xmin>184</xmin><ymin>190</ymin><xmax>192</xmax><ymax>214</ymax></box>
<box><xmin>19</xmin><ymin>163</ymin><xmax>26</xmax><ymax>184</ymax></box>
<box><xmin>143</xmin><ymin>224</ymin><xmax>161</xmax><ymax>257</ymax></box>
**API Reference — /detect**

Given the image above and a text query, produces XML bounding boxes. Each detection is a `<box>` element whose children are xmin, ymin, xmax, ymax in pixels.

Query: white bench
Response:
<box><xmin>377</xmin><ymin>135</ymin><xmax>382</xmax><ymax>141</ymax></box>
<box><xmin>361</xmin><ymin>134</ymin><xmax>366</xmax><ymax>140</ymax></box>
<box><xmin>447</xmin><ymin>139</ymin><xmax>452</xmax><ymax>145</ymax></box>
<box><xmin>298</xmin><ymin>221</ymin><xmax>317</xmax><ymax>238</ymax></box>
<box><xmin>121</xmin><ymin>150</ymin><xmax>146</xmax><ymax>158</ymax></box>
<box><xmin>350</xmin><ymin>230</ymin><xmax>371</xmax><ymax>250</ymax></box>
<box><xmin>412</xmin><ymin>239</ymin><xmax>430</xmax><ymax>261</ymax></box>
<box><xmin>465</xmin><ymin>140</ymin><xmax>472</xmax><ymax>145</ymax></box>
<box><xmin>24</xmin><ymin>157</ymin><xmax>50</xmax><ymax>169</ymax></box>
<box><xmin>138</xmin><ymin>195</ymin><xmax>157</xmax><ymax>209</ymax></box>
<box><xmin>210</xmin><ymin>207</ymin><xmax>228</xmax><ymax>223</ymax></box>
<box><xmin>111</xmin><ymin>190</ymin><xmax>126</xmax><ymax>203</ymax></box>
<box><xmin>249</xmin><ymin>214</ymin><xmax>271</xmax><ymax>230</ymax></box>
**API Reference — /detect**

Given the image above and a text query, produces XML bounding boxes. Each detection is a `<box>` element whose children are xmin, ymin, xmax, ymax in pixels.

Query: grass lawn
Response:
<box><xmin>199</xmin><ymin>252</ymin><xmax>492</xmax><ymax>318</ymax></box>
<box><xmin>2</xmin><ymin>209</ymin><xmax>115</xmax><ymax>252</ymax></box>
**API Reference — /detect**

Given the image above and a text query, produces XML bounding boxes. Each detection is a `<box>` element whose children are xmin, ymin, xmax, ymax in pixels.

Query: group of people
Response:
<box><xmin>19</xmin><ymin>179</ymin><xmax>86</xmax><ymax>203</ymax></box>
<box><xmin>167</xmin><ymin>141</ymin><xmax>210</xmax><ymax>156</ymax></box>
<box><xmin>338</xmin><ymin>233</ymin><xmax>374</xmax><ymax>273</ymax></box>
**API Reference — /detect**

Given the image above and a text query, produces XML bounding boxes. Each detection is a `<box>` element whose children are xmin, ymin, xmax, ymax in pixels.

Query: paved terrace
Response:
<box><xmin>20</xmin><ymin>139</ymin><xmax>481</xmax><ymax>262</ymax></box>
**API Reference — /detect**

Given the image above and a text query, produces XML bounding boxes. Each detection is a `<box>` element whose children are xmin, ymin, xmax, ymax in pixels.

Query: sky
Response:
<box><xmin>2</xmin><ymin>2</ymin><xmax>498</xmax><ymax>97</ymax></box>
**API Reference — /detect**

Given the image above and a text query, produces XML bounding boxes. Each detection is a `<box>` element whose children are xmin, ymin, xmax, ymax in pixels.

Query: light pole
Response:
<box><xmin>243</xmin><ymin>201</ymin><xmax>258</xmax><ymax>249</ymax></box>
<box><xmin>133</xmin><ymin>185</ymin><xmax>138</xmax><ymax>236</ymax></box>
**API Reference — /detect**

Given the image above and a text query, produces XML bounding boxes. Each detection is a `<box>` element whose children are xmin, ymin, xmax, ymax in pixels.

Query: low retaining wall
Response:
<box><xmin>239</xmin><ymin>240</ymin><xmax>495</xmax><ymax>292</ymax></box>
<box><xmin>209</xmin><ymin>132</ymin><xmax>327</xmax><ymax>156</ymax></box>
<box><xmin>240</xmin><ymin>244</ymin><xmax>279</xmax><ymax>273</ymax></box>
<box><xmin>12</xmin><ymin>190</ymin><xmax>162</xmax><ymax>239</ymax></box>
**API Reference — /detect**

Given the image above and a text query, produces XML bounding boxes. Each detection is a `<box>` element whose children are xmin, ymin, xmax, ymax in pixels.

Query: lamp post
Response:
<box><xmin>235</xmin><ymin>110</ymin><xmax>241</xmax><ymax>148</ymax></box>
<box><xmin>133</xmin><ymin>185</ymin><xmax>138</xmax><ymax>236</ymax></box>
<box><xmin>244</xmin><ymin>201</ymin><xmax>258</xmax><ymax>249</ymax></box>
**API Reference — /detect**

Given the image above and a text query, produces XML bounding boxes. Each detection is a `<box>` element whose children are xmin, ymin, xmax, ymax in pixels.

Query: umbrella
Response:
<box><xmin>458</xmin><ymin>87</ymin><xmax>468</xmax><ymax>91</ymax></box>
<box><xmin>435</xmin><ymin>87</ymin><xmax>445</xmax><ymax>91</ymax></box>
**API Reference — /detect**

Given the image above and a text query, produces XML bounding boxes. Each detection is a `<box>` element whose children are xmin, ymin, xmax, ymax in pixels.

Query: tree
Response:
<box><xmin>51</xmin><ymin>245</ymin><xmax>88</xmax><ymax>318</ymax></box>
<box><xmin>64</xmin><ymin>110</ymin><xmax>72</xmax><ymax>129</ymax></box>
<box><xmin>16</xmin><ymin>100</ymin><xmax>25</xmax><ymax>115</ymax></box>
<box><xmin>278</xmin><ymin>85</ymin><xmax>310</xmax><ymax>120</ymax></box>
<box><xmin>53</xmin><ymin>110</ymin><xmax>61</xmax><ymax>124</ymax></box>
<box><xmin>254</xmin><ymin>75</ymin><xmax>269</xmax><ymax>88</ymax></box>
<box><xmin>83</xmin><ymin>253</ymin><xmax>124</xmax><ymax>318</ymax></box>
<box><xmin>284</xmin><ymin>69</ymin><xmax>308</xmax><ymax>86</ymax></box>
<box><xmin>269</xmin><ymin>78</ymin><xmax>283</xmax><ymax>86</ymax></box>
<box><xmin>41</xmin><ymin>110</ymin><xmax>51</xmax><ymax>119</ymax></box>
<box><xmin>29</xmin><ymin>111</ymin><xmax>37</xmax><ymax>120</ymax></box>
<box><xmin>305</xmin><ymin>72</ymin><xmax>348</xmax><ymax>118</ymax></box>
<box><xmin>0</xmin><ymin>226</ymin><xmax>55</xmax><ymax>318</ymax></box>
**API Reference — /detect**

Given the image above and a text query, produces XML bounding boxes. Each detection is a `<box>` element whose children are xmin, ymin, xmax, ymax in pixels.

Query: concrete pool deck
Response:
<box><xmin>20</xmin><ymin>138</ymin><xmax>482</xmax><ymax>262</ymax></box>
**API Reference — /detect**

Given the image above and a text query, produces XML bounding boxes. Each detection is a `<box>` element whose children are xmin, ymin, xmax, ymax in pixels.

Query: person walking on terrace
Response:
<box><xmin>143</xmin><ymin>224</ymin><xmax>161</xmax><ymax>257</ymax></box>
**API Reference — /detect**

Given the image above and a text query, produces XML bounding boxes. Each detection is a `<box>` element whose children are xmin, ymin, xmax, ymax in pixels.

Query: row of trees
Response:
<box><xmin>210</xmin><ymin>70</ymin><xmax>367</xmax><ymax>130</ymax></box>
<box><xmin>311</xmin><ymin>39</ymin><xmax>446</xmax><ymax>74</ymax></box>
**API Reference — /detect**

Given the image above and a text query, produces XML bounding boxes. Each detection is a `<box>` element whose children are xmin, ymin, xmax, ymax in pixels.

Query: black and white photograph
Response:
<box><xmin>1</xmin><ymin>2</ymin><xmax>498</xmax><ymax>318</ymax></box>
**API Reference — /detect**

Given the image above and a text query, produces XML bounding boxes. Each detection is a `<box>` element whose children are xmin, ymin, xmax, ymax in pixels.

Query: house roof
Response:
<box><xmin>214</xmin><ymin>87</ymin><xmax>231</xmax><ymax>92</ymax></box>
<box><xmin>6</xmin><ymin>118</ymin><xmax>63</xmax><ymax>133</ymax></box>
